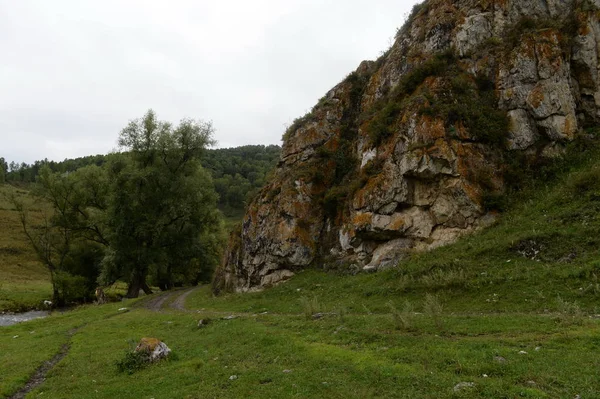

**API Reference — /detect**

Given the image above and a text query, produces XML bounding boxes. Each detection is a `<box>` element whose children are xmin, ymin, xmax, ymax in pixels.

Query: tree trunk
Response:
<box><xmin>141</xmin><ymin>281</ymin><xmax>153</xmax><ymax>295</ymax></box>
<box><xmin>126</xmin><ymin>271</ymin><xmax>153</xmax><ymax>298</ymax></box>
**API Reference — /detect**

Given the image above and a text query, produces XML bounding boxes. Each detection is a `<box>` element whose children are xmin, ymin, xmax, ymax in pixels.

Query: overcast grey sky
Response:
<box><xmin>1</xmin><ymin>0</ymin><xmax>419</xmax><ymax>164</ymax></box>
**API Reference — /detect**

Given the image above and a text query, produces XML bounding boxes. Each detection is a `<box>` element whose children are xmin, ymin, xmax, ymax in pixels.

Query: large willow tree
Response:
<box><xmin>99</xmin><ymin>110</ymin><xmax>223</xmax><ymax>297</ymax></box>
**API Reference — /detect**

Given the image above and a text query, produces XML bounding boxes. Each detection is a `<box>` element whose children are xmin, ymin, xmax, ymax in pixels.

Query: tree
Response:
<box><xmin>11</xmin><ymin>165</ymin><xmax>109</xmax><ymax>305</ymax></box>
<box><xmin>0</xmin><ymin>157</ymin><xmax>7</xmax><ymax>184</ymax></box>
<box><xmin>100</xmin><ymin>110</ymin><xmax>223</xmax><ymax>297</ymax></box>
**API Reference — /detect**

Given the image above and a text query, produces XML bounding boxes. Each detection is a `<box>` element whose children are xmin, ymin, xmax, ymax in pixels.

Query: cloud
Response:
<box><xmin>0</xmin><ymin>0</ymin><xmax>418</xmax><ymax>164</ymax></box>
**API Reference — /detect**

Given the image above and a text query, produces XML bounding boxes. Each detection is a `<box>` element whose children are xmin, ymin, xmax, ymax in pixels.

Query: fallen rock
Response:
<box><xmin>135</xmin><ymin>337</ymin><xmax>171</xmax><ymax>362</ymax></box>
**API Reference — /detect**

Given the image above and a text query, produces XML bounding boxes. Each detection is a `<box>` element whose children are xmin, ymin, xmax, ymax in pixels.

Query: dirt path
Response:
<box><xmin>139</xmin><ymin>286</ymin><xmax>200</xmax><ymax>312</ymax></box>
<box><xmin>9</xmin><ymin>327</ymin><xmax>79</xmax><ymax>399</ymax></box>
<box><xmin>170</xmin><ymin>286</ymin><xmax>200</xmax><ymax>311</ymax></box>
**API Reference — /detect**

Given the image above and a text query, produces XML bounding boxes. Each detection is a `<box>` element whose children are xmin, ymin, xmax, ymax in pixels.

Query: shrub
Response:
<box><xmin>54</xmin><ymin>271</ymin><xmax>90</xmax><ymax>304</ymax></box>
<box><xmin>116</xmin><ymin>350</ymin><xmax>150</xmax><ymax>375</ymax></box>
<box><xmin>300</xmin><ymin>295</ymin><xmax>321</xmax><ymax>320</ymax></box>
<box><xmin>387</xmin><ymin>300</ymin><xmax>415</xmax><ymax>331</ymax></box>
<box><xmin>555</xmin><ymin>296</ymin><xmax>585</xmax><ymax>326</ymax></box>
<box><xmin>423</xmin><ymin>293</ymin><xmax>445</xmax><ymax>331</ymax></box>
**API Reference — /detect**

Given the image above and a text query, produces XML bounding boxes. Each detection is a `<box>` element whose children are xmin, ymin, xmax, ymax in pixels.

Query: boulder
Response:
<box><xmin>135</xmin><ymin>337</ymin><xmax>171</xmax><ymax>362</ymax></box>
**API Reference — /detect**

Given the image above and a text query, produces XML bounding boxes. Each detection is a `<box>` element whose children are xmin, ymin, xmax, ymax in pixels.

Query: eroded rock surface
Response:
<box><xmin>214</xmin><ymin>0</ymin><xmax>600</xmax><ymax>293</ymax></box>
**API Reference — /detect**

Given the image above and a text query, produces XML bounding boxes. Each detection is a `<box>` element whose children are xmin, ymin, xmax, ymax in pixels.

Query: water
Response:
<box><xmin>0</xmin><ymin>310</ymin><xmax>49</xmax><ymax>327</ymax></box>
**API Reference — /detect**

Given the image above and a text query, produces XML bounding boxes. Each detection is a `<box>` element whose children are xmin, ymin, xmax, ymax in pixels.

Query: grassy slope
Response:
<box><xmin>0</xmin><ymin>185</ymin><xmax>52</xmax><ymax>311</ymax></box>
<box><xmin>1</xmin><ymin>144</ymin><xmax>599</xmax><ymax>398</ymax></box>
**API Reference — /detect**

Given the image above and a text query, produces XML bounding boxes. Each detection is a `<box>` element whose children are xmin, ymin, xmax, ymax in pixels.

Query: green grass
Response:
<box><xmin>1</xmin><ymin>143</ymin><xmax>600</xmax><ymax>397</ymax></box>
<box><xmin>1</xmin><ymin>301</ymin><xmax>598</xmax><ymax>398</ymax></box>
<box><xmin>0</xmin><ymin>185</ymin><xmax>52</xmax><ymax>311</ymax></box>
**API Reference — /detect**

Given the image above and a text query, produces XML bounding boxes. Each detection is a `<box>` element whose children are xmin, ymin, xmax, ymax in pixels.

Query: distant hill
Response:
<box><xmin>3</xmin><ymin>145</ymin><xmax>281</xmax><ymax>218</ymax></box>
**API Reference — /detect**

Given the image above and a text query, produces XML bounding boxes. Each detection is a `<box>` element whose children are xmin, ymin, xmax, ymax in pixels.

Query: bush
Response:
<box><xmin>423</xmin><ymin>293</ymin><xmax>445</xmax><ymax>331</ymax></box>
<box><xmin>116</xmin><ymin>350</ymin><xmax>151</xmax><ymax>375</ymax></box>
<box><xmin>54</xmin><ymin>271</ymin><xmax>90</xmax><ymax>304</ymax></box>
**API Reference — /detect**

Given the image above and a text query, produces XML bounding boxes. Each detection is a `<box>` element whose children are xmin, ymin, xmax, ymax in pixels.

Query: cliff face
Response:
<box><xmin>214</xmin><ymin>0</ymin><xmax>600</xmax><ymax>293</ymax></box>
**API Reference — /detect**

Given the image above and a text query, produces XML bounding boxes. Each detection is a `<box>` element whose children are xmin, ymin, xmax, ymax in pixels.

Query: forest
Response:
<box><xmin>1</xmin><ymin>142</ymin><xmax>280</xmax><ymax>218</ymax></box>
<box><xmin>0</xmin><ymin>111</ymin><xmax>280</xmax><ymax>306</ymax></box>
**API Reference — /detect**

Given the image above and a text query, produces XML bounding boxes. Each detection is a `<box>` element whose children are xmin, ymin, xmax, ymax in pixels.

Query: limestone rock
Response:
<box><xmin>214</xmin><ymin>0</ymin><xmax>600</xmax><ymax>293</ymax></box>
<box><xmin>135</xmin><ymin>337</ymin><xmax>171</xmax><ymax>362</ymax></box>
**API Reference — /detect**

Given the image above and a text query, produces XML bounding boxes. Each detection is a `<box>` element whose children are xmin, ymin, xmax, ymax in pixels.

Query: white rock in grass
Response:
<box><xmin>229</xmin><ymin>375</ymin><xmax>238</xmax><ymax>381</ymax></box>
<box><xmin>135</xmin><ymin>337</ymin><xmax>171</xmax><ymax>362</ymax></box>
<box><xmin>453</xmin><ymin>382</ymin><xmax>475</xmax><ymax>392</ymax></box>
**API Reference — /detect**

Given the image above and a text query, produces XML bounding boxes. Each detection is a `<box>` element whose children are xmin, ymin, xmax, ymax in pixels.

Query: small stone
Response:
<box><xmin>197</xmin><ymin>318</ymin><xmax>211</xmax><ymax>328</ymax></box>
<box><xmin>518</xmin><ymin>350</ymin><xmax>528</xmax><ymax>355</ymax></box>
<box><xmin>312</xmin><ymin>313</ymin><xmax>324</xmax><ymax>320</ymax></box>
<box><xmin>222</xmin><ymin>315</ymin><xmax>238</xmax><ymax>320</ymax></box>
<box><xmin>526</xmin><ymin>381</ymin><xmax>537</xmax><ymax>387</ymax></box>
<box><xmin>453</xmin><ymin>382</ymin><xmax>475</xmax><ymax>392</ymax></box>
<box><xmin>283</xmin><ymin>369</ymin><xmax>292</xmax><ymax>373</ymax></box>
<box><xmin>534</xmin><ymin>346</ymin><xmax>541</xmax><ymax>351</ymax></box>
<box><xmin>118</xmin><ymin>307</ymin><xmax>128</xmax><ymax>311</ymax></box>
<box><xmin>12</xmin><ymin>335</ymin><xmax>19</xmax><ymax>339</ymax></box>
<box><xmin>493</xmin><ymin>356</ymin><xmax>507</xmax><ymax>364</ymax></box>
<box><xmin>229</xmin><ymin>375</ymin><xmax>238</xmax><ymax>380</ymax></box>
<box><xmin>482</xmin><ymin>374</ymin><xmax>489</xmax><ymax>378</ymax></box>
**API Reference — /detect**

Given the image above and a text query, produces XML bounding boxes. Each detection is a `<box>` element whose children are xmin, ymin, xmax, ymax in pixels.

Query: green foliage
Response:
<box><xmin>201</xmin><ymin>145</ymin><xmax>280</xmax><ymax>217</ymax></box>
<box><xmin>104</xmin><ymin>110</ymin><xmax>223</xmax><ymax>296</ymax></box>
<box><xmin>300</xmin><ymin>295</ymin><xmax>321</xmax><ymax>320</ymax></box>
<box><xmin>54</xmin><ymin>271</ymin><xmax>90</xmax><ymax>303</ymax></box>
<box><xmin>4</xmin><ymin>146</ymin><xmax>281</xmax><ymax>223</ymax></box>
<box><xmin>555</xmin><ymin>296</ymin><xmax>585</xmax><ymax>326</ymax></box>
<box><xmin>387</xmin><ymin>300</ymin><xmax>415</xmax><ymax>331</ymax></box>
<box><xmin>0</xmin><ymin>157</ymin><xmax>7</xmax><ymax>184</ymax></box>
<box><xmin>364</xmin><ymin>50</ymin><xmax>456</xmax><ymax>147</ymax></box>
<box><xmin>420</xmin><ymin>71</ymin><xmax>508</xmax><ymax>145</ymax></box>
<box><xmin>282</xmin><ymin>112</ymin><xmax>316</xmax><ymax>141</ymax></box>
<box><xmin>115</xmin><ymin>350</ymin><xmax>151</xmax><ymax>375</ymax></box>
<box><xmin>423</xmin><ymin>293</ymin><xmax>445</xmax><ymax>331</ymax></box>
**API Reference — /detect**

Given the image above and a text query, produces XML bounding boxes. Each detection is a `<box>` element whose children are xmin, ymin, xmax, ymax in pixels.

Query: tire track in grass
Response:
<box><xmin>8</xmin><ymin>308</ymin><xmax>133</xmax><ymax>399</ymax></box>
<box><xmin>9</xmin><ymin>327</ymin><xmax>79</xmax><ymax>399</ymax></box>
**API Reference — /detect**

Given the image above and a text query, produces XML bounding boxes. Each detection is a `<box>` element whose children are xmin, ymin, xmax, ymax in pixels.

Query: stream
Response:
<box><xmin>0</xmin><ymin>310</ymin><xmax>49</xmax><ymax>327</ymax></box>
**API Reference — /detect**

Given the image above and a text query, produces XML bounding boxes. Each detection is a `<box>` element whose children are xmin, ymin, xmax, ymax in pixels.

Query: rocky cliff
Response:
<box><xmin>214</xmin><ymin>0</ymin><xmax>600</xmax><ymax>293</ymax></box>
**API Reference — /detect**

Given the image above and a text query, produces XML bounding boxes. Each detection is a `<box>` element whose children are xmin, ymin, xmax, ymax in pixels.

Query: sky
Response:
<box><xmin>1</xmin><ymin>0</ymin><xmax>420</xmax><ymax>165</ymax></box>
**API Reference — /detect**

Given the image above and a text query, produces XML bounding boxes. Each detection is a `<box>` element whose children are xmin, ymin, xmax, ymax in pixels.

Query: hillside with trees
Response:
<box><xmin>6</xmin><ymin>111</ymin><xmax>226</xmax><ymax>305</ymax></box>
<box><xmin>3</xmin><ymin>145</ymin><xmax>281</xmax><ymax>219</ymax></box>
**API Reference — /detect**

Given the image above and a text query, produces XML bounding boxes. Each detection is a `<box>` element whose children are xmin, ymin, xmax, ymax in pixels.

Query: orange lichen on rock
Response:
<box><xmin>135</xmin><ymin>338</ymin><xmax>161</xmax><ymax>352</ymax></box>
<box><xmin>352</xmin><ymin>212</ymin><xmax>373</xmax><ymax>229</ymax></box>
<box><xmin>528</xmin><ymin>86</ymin><xmax>545</xmax><ymax>109</ymax></box>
